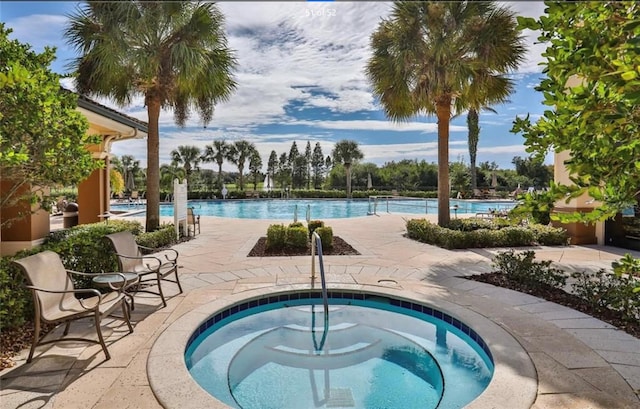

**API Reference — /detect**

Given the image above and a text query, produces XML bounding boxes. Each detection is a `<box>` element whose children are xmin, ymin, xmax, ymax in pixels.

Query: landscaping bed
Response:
<box><xmin>248</xmin><ymin>236</ymin><xmax>360</xmax><ymax>257</ymax></box>
<box><xmin>467</xmin><ymin>272</ymin><xmax>639</xmax><ymax>339</ymax></box>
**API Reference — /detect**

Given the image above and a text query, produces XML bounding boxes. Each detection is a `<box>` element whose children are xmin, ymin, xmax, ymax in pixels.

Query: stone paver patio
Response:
<box><xmin>1</xmin><ymin>213</ymin><xmax>639</xmax><ymax>408</ymax></box>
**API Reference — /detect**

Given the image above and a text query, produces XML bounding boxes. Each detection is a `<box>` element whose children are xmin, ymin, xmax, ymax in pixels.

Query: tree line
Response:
<box><xmin>109</xmin><ymin>139</ymin><xmax>552</xmax><ymax>199</ymax></box>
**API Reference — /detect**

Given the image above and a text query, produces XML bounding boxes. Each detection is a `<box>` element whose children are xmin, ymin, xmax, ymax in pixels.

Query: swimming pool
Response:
<box><xmin>185</xmin><ymin>292</ymin><xmax>493</xmax><ymax>409</ymax></box>
<box><xmin>112</xmin><ymin>198</ymin><xmax>515</xmax><ymax>219</ymax></box>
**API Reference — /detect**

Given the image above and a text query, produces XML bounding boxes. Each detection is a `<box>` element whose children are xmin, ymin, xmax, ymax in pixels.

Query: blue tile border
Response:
<box><xmin>185</xmin><ymin>290</ymin><xmax>494</xmax><ymax>361</ymax></box>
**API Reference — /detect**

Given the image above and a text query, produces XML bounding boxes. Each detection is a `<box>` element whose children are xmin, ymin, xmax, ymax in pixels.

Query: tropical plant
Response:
<box><xmin>159</xmin><ymin>163</ymin><xmax>185</xmax><ymax>195</ymax></box>
<box><xmin>0</xmin><ymin>24</ymin><xmax>100</xmax><ymax>227</ymax></box>
<box><xmin>513</xmin><ymin>2</ymin><xmax>640</xmax><ymax>223</ymax></box>
<box><xmin>202</xmin><ymin>139</ymin><xmax>230</xmax><ymax>189</ymax></box>
<box><xmin>367</xmin><ymin>1</ymin><xmax>524</xmax><ymax>226</ymax></box>
<box><xmin>227</xmin><ymin>140</ymin><xmax>256</xmax><ymax>191</ymax></box>
<box><xmin>171</xmin><ymin>145</ymin><xmax>201</xmax><ymax>191</ymax></box>
<box><xmin>332</xmin><ymin>140</ymin><xmax>364</xmax><ymax>198</ymax></box>
<box><xmin>65</xmin><ymin>1</ymin><xmax>237</xmax><ymax>231</ymax></box>
<box><xmin>110</xmin><ymin>168</ymin><xmax>125</xmax><ymax>195</ymax></box>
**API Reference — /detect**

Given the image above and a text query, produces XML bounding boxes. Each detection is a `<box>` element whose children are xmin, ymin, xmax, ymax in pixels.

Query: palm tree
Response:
<box><xmin>332</xmin><ymin>140</ymin><xmax>364</xmax><ymax>199</ymax></box>
<box><xmin>366</xmin><ymin>1</ymin><xmax>524</xmax><ymax>225</ymax></box>
<box><xmin>227</xmin><ymin>140</ymin><xmax>256</xmax><ymax>191</ymax></box>
<box><xmin>65</xmin><ymin>1</ymin><xmax>236</xmax><ymax>231</ymax></box>
<box><xmin>202</xmin><ymin>139</ymin><xmax>230</xmax><ymax>189</ymax></box>
<box><xmin>171</xmin><ymin>145</ymin><xmax>201</xmax><ymax>191</ymax></box>
<box><xmin>159</xmin><ymin>163</ymin><xmax>185</xmax><ymax>199</ymax></box>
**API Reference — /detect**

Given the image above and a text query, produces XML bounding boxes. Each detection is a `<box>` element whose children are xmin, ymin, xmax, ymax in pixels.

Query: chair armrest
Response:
<box><xmin>26</xmin><ymin>285</ymin><xmax>101</xmax><ymax>298</ymax></box>
<box><xmin>26</xmin><ymin>285</ymin><xmax>104</xmax><ymax>310</ymax></box>
<box><xmin>137</xmin><ymin>245</ymin><xmax>179</xmax><ymax>263</ymax></box>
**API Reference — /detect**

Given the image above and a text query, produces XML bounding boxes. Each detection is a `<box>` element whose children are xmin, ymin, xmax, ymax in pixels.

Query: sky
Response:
<box><xmin>1</xmin><ymin>1</ymin><xmax>550</xmax><ymax>172</ymax></box>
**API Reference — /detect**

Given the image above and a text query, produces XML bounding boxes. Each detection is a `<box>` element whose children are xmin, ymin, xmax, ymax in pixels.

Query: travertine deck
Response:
<box><xmin>1</xmin><ymin>214</ymin><xmax>639</xmax><ymax>409</ymax></box>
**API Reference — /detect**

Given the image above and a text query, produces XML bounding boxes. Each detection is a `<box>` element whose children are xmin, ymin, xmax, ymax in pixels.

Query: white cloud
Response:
<box><xmin>6</xmin><ymin>14</ymin><xmax>69</xmax><ymax>53</ymax></box>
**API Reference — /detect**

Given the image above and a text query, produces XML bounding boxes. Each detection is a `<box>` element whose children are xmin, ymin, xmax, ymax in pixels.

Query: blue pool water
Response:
<box><xmin>185</xmin><ymin>294</ymin><xmax>494</xmax><ymax>409</ymax></box>
<box><xmin>112</xmin><ymin>198</ymin><xmax>515</xmax><ymax>219</ymax></box>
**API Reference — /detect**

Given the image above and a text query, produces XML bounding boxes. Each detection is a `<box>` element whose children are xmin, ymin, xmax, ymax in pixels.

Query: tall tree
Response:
<box><xmin>171</xmin><ymin>145</ymin><xmax>201</xmax><ymax>191</ymax></box>
<box><xmin>278</xmin><ymin>152</ymin><xmax>291</xmax><ymax>189</ymax></box>
<box><xmin>248</xmin><ymin>149</ymin><xmax>263</xmax><ymax>191</ymax></box>
<box><xmin>311</xmin><ymin>142</ymin><xmax>325</xmax><ymax>189</ymax></box>
<box><xmin>65</xmin><ymin>1</ymin><xmax>236</xmax><ymax>231</ymax></box>
<box><xmin>227</xmin><ymin>140</ymin><xmax>255</xmax><ymax>190</ymax></box>
<box><xmin>0</xmin><ymin>24</ymin><xmax>100</xmax><ymax>226</ymax></box>
<box><xmin>266</xmin><ymin>150</ymin><xmax>278</xmax><ymax>191</ymax></box>
<box><xmin>332</xmin><ymin>140</ymin><xmax>364</xmax><ymax>199</ymax></box>
<box><xmin>366</xmin><ymin>1</ymin><xmax>524</xmax><ymax>226</ymax></box>
<box><xmin>202</xmin><ymin>139</ymin><xmax>230</xmax><ymax>189</ymax></box>
<box><xmin>288</xmin><ymin>141</ymin><xmax>300</xmax><ymax>188</ymax></box>
<box><xmin>304</xmin><ymin>141</ymin><xmax>312</xmax><ymax>189</ymax></box>
<box><xmin>514</xmin><ymin>1</ymin><xmax>640</xmax><ymax>222</ymax></box>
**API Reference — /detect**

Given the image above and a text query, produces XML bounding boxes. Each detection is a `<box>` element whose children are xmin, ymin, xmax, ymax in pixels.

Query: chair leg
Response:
<box><xmin>121</xmin><ymin>301</ymin><xmax>134</xmax><ymax>334</ymax></box>
<box><xmin>63</xmin><ymin>321</ymin><xmax>71</xmax><ymax>336</ymax></box>
<box><xmin>174</xmin><ymin>268</ymin><xmax>183</xmax><ymax>294</ymax></box>
<box><xmin>27</xmin><ymin>319</ymin><xmax>41</xmax><ymax>363</ymax></box>
<box><xmin>94</xmin><ymin>313</ymin><xmax>110</xmax><ymax>361</ymax></box>
<box><xmin>157</xmin><ymin>274</ymin><xmax>167</xmax><ymax>308</ymax></box>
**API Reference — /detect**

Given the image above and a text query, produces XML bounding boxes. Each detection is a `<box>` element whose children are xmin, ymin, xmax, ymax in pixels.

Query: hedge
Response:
<box><xmin>406</xmin><ymin>218</ymin><xmax>568</xmax><ymax>249</ymax></box>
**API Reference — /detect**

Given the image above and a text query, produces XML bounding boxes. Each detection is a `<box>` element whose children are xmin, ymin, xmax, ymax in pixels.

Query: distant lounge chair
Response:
<box><xmin>105</xmin><ymin>231</ymin><xmax>182</xmax><ymax>308</ymax></box>
<box><xmin>12</xmin><ymin>251</ymin><xmax>133</xmax><ymax>362</ymax></box>
<box><xmin>187</xmin><ymin>207</ymin><xmax>200</xmax><ymax>236</ymax></box>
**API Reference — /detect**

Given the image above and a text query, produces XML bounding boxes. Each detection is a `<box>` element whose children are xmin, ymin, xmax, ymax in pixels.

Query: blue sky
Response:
<box><xmin>1</xmin><ymin>1</ymin><xmax>549</xmax><ymax>171</ymax></box>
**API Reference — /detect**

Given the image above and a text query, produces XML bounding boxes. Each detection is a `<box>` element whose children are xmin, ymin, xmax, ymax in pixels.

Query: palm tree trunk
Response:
<box><xmin>146</xmin><ymin>97</ymin><xmax>161</xmax><ymax>232</ymax></box>
<box><xmin>217</xmin><ymin>163</ymin><xmax>223</xmax><ymax>189</ymax></box>
<box><xmin>239</xmin><ymin>166</ymin><xmax>244</xmax><ymax>190</ymax></box>
<box><xmin>346</xmin><ymin>164</ymin><xmax>352</xmax><ymax>199</ymax></box>
<box><xmin>436</xmin><ymin>99</ymin><xmax>451</xmax><ymax>226</ymax></box>
<box><xmin>467</xmin><ymin>108</ymin><xmax>479</xmax><ymax>192</ymax></box>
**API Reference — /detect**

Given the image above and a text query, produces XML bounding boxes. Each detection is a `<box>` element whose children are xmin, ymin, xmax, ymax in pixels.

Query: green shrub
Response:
<box><xmin>0</xmin><ymin>247</ymin><xmax>43</xmax><ymax>330</ymax></box>
<box><xmin>315</xmin><ymin>226</ymin><xmax>334</xmax><ymax>250</ymax></box>
<box><xmin>308</xmin><ymin>220</ymin><xmax>325</xmax><ymax>238</ymax></box>
<box><xmin>289</xmin><ymin>221</ymin><xmax>304</xmax><ymax>229</ymax></box>
<box><xmin>528</xmin><ymin>224</ymin><xmax>569</xmax><ymax>246</ymax></box>
<box><xmin>493</xmin><ymin>250</ymin><xmax>567</xmax><ymax>290</ymax></box>
<box><xmin>572</xmin><ymin>255</ymin><xmax>640</xmax><ymax>322</ymax></box>
<box><xmin>43</xmin><ymin>220</ymin><xmax>143</xmax><ymax>288</ymax></box>
<box><xmin>266</xmin><ymin>224</ymin><xmax>287</xmax><ymax>250</ymax></box>
<box><xmin>137</xmin><ymin>224</ymin><xmax>177</xmax><ymax>249</ymax></box>
<box><xmin>286</xmin><ymin>226</ymin><xmax>309</xmax><ymax>249</ymax></box>
<box><xmin>407</xmin><ymin>216</ymin><xmax>568</xmax><ymax>249</ymax></box>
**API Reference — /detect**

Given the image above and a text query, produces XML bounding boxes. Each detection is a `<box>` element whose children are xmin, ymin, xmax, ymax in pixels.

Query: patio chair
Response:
<box><xmin>105</xmin><ymin>231</ymin><xmax>182</xmax><ymax>308</ymax></box>
<box><xmin>187</xmin><ymin>207</ymin><xmax>200</xmax><ymax>236</ymax></box>
<box><xmin>12</xmin><ymin>251</ymin><xmax>133</xmax><ymax>362</ymax></box>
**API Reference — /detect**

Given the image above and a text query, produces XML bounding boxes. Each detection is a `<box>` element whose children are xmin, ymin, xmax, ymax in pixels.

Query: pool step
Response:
<box><xmin>326</xmin><ymin>388</ymin><xmax>355</xmax><ymax>407</ymax></box>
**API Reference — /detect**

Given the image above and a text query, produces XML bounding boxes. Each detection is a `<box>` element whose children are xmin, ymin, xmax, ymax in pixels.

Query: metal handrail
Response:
<box><xmin>310</xmin><ymin>231</ymin><xmax>329</xmax><ymax>351</ymax></box>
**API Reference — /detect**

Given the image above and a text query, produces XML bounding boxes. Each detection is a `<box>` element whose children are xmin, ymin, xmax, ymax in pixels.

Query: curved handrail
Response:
<box><xmin>310</xmin><ymin>231</ymin><xmax>329</xmax><ymax>351</ymax></box>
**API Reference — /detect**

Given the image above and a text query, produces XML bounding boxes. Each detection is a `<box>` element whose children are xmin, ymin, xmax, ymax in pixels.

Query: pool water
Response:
<box><xmin>112</xmin><ymin>198</ymin><xmax>515</xmax><ymax>219</ymax></box>
<box><xmin>185</xmin><ymin>296</ymin><xmax>493</xmax><ymax>409</ymax></box>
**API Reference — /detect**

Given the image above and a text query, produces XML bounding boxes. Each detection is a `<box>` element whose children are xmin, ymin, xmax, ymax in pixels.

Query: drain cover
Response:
<box><xmin>326</xmin><ymin>388</ymin><xmax>355</xmax><ymax>407</ymax></box>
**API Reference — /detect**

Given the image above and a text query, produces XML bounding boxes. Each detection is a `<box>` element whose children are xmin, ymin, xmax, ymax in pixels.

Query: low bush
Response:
<box><xmin>406</xmin><ymin>217</ymin><xmax>567</xmax><ymax>249</ymax></box>
<box><xmin>572</xmin><ymin>256</ymin><xmax>640</xmax><ymax>322</ymax></box>
<box><xmin>493</xmin><ymin>250</ymin><xmax>567</xmax><ymax>290</ymax></box>
<box><xmin>308</xmin><ymin>220</ymin><xmax>325</xmax><ymax>238</ymax></box>
<box><xmin>315</xmin><ymin>226</ymin><xmax>334</xmax><ymax>250</ymax></box>
<box><xmin>289</xmin><ymin>221</ymin><xmax>304</xmax><ymax>229</ymax></box>
<box><xmin>286</xmin><ymin>226</ymin><xmax>310</xmax><ymax>249</ymax></box>
<box><xmin>266</xmin><ymin>224</ymin><xmax>287</xmax><ymax>250</ymax></box>
<box><xmin>137</xmin><ymin>224</ymin><xmax>178</xmax><ymax>249</ymax></box>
